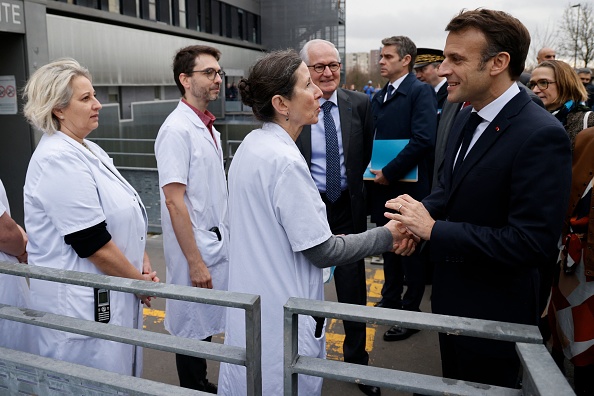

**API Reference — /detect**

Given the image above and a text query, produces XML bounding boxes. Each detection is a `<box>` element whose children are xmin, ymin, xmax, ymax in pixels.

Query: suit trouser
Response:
<box><xmin>175</xmin><ymin>336</ymin><xmax>212</xmax><ymax>390</ymax></box>
<box><xmin>438</xmin><ymin>333</ymin><xmax>520</xmax><ymax>388</ymax></box>
<box><xmin>375</xmin><ymin>216</ymin><xmax>425</xmax><ymax>311</ymax></box>
<box><xmin>321</xmin><ymin>190</ymin><xmax>369</xmax><ymax>365</ymax></box>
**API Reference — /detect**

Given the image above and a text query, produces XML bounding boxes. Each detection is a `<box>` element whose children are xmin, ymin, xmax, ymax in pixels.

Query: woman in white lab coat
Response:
<box><xmin>217</xmin><ymin>50</ymin><xmax>415</xmax><ymax>395</ymax></box>
<box><xmin>0</xmin><ymin>179</ymin><xmax>35</xmax><ymax>353</ymax></box>
<box><xmin>22</xmin><ymin>59</ymin><xmax>159</xmax><ymax>376</ymax></box>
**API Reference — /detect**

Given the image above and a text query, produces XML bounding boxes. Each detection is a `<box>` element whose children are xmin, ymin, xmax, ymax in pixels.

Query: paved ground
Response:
<box><xmin>141</xmin><ymin>234</ymin><xmax>442</xmax><ymax>395</ymax></box>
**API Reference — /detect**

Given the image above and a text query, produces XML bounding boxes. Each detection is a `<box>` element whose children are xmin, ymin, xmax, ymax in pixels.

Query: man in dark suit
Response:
<box><xmin>369</xmin><ymin>36</ymin><xmax>437</xmax><ymax>342</ymax></box>
<box><xmin>414</xmin><ymin>48</ymin><xmax>448</xmax><ymax>117</ymax></box>
<box><xmin>385</xmin><ymin>9</ymin><xmax>572</xmax><ymax>388</ymax></box>
<box><xmin>296</xmin><ymin>39</ymin><xmax>378</xmax><ymax>396</ymax></box>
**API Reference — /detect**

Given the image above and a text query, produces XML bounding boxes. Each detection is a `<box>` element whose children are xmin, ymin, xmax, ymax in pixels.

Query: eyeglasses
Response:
<box><xmin>185</xmin><ymin>68</ymin><xmax>226</xmax><ymax>81</ymax></box>
<box><xmin>527</xmin><ymin>79</ymin><xmax>556</xmax><ymax>90</ymax></box>
<box><xmin>307</xmin><ymin>62</ymin><xmax>341</xmax><ymax>73</ymax></box>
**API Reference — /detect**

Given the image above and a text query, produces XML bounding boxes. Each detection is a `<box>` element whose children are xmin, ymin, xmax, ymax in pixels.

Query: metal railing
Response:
<box><xmin>0</xmin><ymin>261</ymin><xmax>262</xmax><ymax>396</ymax></box>
<box><xmin>283</xmin><ymin>297</ymin><xmax>575</xmax><ymax>396</ymax></box>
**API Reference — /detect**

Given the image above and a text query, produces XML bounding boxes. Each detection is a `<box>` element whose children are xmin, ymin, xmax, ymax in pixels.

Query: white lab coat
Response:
<box><xmin>0</xmin><ymin>180</ymin><xmax>36</xmax><ymax>353</ymax></box>
<box><xmin>24</xmin><ymin>132</ymin><xmax>147</xmax><ymax>376</ymax></box>
<box><xmin>218</xmin><ymin>123</ymin><xmax>332</xmax><ymax>396</ymax></box>
<box><xmin>155</xmin><ymin>101</ymin><xmax>229</xmax><ymax>340</ymax></box>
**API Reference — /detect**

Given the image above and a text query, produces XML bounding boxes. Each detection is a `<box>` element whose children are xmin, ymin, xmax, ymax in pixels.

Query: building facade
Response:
<box><xmin>345</xmin><ymin>52</ymin><xmax>369</xmax><ymax>74</ymax></box>
<box><xmin>0</xmin><ymin>0</ymin><xmax>346</xmax><ymax>226</ymax></box>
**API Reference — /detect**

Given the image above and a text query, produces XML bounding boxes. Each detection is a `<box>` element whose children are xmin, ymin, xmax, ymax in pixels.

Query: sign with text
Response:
<box><xmin>0</xmin><ymin>75</ymin><xmax>18</xmax><ymax>115</ymax></box>
<box><xmin>0</xmin><ymin>0</ymin><xmax>24</xmax><ymax>34</ymax></box>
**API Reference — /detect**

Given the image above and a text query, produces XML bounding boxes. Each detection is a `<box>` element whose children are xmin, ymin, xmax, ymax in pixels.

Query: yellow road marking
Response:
<box><xmin>325</xmin><ymin>266</ymin><xmax>384</xmax><ymax>361</ymax></box>
<box><xmin>142</xmin><ymin>308</ymin><xmax>164</xmax><ymax>329</ymax></box>
<box><xmin>142</xmin><ymin>265</ymin><xmax>385</xmax><ymax>360</ymax></box>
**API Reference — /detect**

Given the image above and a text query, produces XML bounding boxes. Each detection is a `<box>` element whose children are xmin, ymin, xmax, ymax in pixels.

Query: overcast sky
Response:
<box><xmin>345</xmin><ymin>1</ymin><xmax>572</xmax><ymax>65</ymax></box>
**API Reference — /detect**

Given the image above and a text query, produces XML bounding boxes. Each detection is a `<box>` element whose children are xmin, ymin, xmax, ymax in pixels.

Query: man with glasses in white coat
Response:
<box><xmin>155</xmin><ymin>45</ymin><xmax>229</xmax><ymax>394</ymax></box>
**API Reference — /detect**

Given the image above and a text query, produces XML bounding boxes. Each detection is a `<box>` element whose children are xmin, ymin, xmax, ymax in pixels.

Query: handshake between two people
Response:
<box><xmin>381</xmin><ymin>194</ymin><xmax>436</xmax><ymax>256</ymax></box>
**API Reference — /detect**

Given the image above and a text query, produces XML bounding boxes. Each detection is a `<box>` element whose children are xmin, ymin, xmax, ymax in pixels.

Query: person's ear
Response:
<box><xmin>179</xmin><ymin>73</ymin><xmax>192</xmax><ymax>91</ymax></box>
<box><xmin>490</xmin><ymin>52</ymin><xmax>510</xmax><ymax>77</ymax></box>
<box><xmin>401</xmin><ymin>54</ymin><xmax>412</xmax><ymax>68</ymax></box>
<box><xmin>271</xmin><ymin>94</ymin><xmax>289</xmax><ymax>118</ymax></box>
<box><xmin>53</xmin><ymin>108</ymin><xmax>64</xmax><ymax>120</ymax></box>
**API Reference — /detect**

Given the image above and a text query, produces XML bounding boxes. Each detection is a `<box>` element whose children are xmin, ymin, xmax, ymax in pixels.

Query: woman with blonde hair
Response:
<box><xmin>22</xmin><ymin>58</ymin><xmax>158</xmax><ymax>376</ymax></box>
<box><xmin>531</xmin><ymin>60</ymin><xmax>594</xmax><ymax>395</ymax></box>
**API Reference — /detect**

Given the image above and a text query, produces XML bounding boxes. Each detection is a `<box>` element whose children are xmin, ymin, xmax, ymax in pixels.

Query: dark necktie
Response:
<box><xmin>322</xmin><ymin>101</ymin><xmax>341</xmax><ymax>203</ymax></box>
<box><xmin>386</xmin><ymin>85</ymin><xmax>395</xmax><ymax>101</ymax></box>
<box><xmin>453</xmin><ymin>112</ymin><xmax>483</xmax><ymax>177</ymax></box>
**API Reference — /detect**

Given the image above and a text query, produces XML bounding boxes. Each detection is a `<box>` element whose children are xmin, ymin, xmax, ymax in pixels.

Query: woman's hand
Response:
<box><xmin>383</xmin><ymin>220</ymin><xmax>419</xmax><ymax>256</ymax></box>
<box><xmin>139</xmin><ymin>252</ymin><xmax>160</xmax><ymax>306</ymax></box>
<box><xmin>142</xmin><ymin>251</ymin><xmax>160</xmax><ymax>282</ymax></box>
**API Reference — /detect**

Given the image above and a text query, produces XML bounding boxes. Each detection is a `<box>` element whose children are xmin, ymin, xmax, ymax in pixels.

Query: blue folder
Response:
<box><xmin>363</xmin><ymin>139</ymin><xmax>418</xmax><ymax>182</ymax></box>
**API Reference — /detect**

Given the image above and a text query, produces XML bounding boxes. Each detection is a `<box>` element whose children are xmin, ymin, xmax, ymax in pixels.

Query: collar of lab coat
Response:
<box><xmin>54</xmin><ymin>131</ymin><xmax>140</xmax><ymax>200</ymax></box>
<box><xmin>176</xmin><ymin>100</ymin><xmax>221</xmax><ymax>154</ymax></box>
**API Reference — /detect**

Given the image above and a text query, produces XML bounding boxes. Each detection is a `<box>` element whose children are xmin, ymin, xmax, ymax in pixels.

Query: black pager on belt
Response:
<box><xmin>94</xmin><ymin>288</ymin><xmax>111</xmax><ymax>323</ymax></box>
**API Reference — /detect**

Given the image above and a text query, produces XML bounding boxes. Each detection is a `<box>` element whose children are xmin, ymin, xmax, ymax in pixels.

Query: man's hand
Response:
<box><xmin>370</xmin><ymin>169</ymin><xmax>390</xmax><ymax>185</ymax></box>
<box><xmin>383</xmin><ymin>219</ymin><xmax>419</xmax><ymax>256</ymax></box>
<box><xmin>189</xmin><ymin>260</ymin><xmax>213</xmax><ymax>289</ymax></box>
<box><xmin>385</xmin><ymin>194</ymin><xmax>435</xmax><ymax>241</ymax></box>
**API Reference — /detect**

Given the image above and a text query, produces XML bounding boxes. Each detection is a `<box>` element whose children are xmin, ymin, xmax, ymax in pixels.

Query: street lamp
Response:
<box><xmin>572</xmin><ymin>3</ymin><xmax>581</xmax><ymax>68</ymax></box>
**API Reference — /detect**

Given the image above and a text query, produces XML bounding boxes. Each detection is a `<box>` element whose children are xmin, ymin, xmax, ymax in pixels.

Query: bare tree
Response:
<box><xmin>345</xmin><ymin>64</ymin><xmax>367</xmax><ymax>91</ymax></box>
<box><xmin>527</xmin><ymin>21</ymin><xmax>558</xmax><ymax>70</ymax></box>
<box><xmin>558</xmin><ymin>2</ymin><xmax>594</xmax><ymax>68</ymax></box>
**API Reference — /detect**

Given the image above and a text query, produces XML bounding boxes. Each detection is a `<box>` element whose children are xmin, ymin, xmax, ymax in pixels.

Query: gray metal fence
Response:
<box><xmin>283</xmin><ymin>297</ymin><xmax>575</xmax><ymax>396</ymax></box>
<box><xmin>0</xmin><ymin>261</ymin><xmax>262</xmax><ymax>396</ymax></box>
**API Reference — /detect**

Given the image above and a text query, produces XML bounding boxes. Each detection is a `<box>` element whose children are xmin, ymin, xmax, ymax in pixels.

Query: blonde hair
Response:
<box><xmin>23</xmin><ymin>58</ymin><xmax>92</xmax><ymax>134</ymax></box>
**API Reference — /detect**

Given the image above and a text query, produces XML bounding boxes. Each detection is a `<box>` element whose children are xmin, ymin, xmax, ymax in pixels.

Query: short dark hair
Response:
<box><xmin>445</xmin><ymin>9</ymin><xmax>530</xmax><ymax>80</ymax></box>
<box><xmin>173</xmin><ymin>45</ymin><xmax>221</xmax><ymax>95</ymax></box>
<box><xmin>238</xmin><ymin>49</ymin><xmax>303</xmax><ymax>123</ymax></box>
<box><xmin>381</xmin><ymin>36</ymin><xmax>417</xmax><ymax>72</ymax></box>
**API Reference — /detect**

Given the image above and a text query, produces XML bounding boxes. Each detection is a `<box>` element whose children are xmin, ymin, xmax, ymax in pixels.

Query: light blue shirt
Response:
<box><xmin>310</xmin><ymin>91</ymin><xmax>347</xmax><ymax>193</ymax></box>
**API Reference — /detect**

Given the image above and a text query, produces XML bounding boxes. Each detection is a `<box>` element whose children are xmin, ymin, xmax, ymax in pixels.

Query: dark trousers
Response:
<box><xmin>175</xmin><ymin>336</ymin><xmax>212</xmax><ymax>390</ymax></box>
<box><xmin>438</xmin><ymin>333</ymin><xmax>520</xmax><ymax>388</ymax></box>
<box><xmin>321</xmin><ymin>190</ymin><xmax>369</xmax><ymax>365</ymax></box>
<box><xmin>375</xmin><ymin>216</ymin><xmax>425</xmax><ymax>311</ymax></box>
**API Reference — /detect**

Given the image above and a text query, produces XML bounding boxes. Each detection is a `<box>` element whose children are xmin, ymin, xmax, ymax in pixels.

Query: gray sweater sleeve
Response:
<box><xmin>302</xmin><ymin>226</ymin><xmax>393</xmax><ymax>268</ymax></box>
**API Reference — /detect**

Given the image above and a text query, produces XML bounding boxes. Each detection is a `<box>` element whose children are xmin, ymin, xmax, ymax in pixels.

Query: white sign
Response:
<box><xmin>0</xmin><ymin>0</ymin><xmax>24</xmax><ymax>34</ymax></box>
<box><xmin>0</xmin><ymin>75</ymin><xmax>18</xmax><ymax>115</ymax></box>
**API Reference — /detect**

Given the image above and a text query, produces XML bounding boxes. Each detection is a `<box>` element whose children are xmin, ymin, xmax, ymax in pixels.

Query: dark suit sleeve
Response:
<box><xmin>361</xmin><ymin>96</ymin><xmax>374</xmax><ymax>168</ymax></box>
<box><xmin>382</xmin><ymin>83</ymin><xmax>437</xmax><ymax>183</ymax></box>
<box><xmin>429</xmin><ymin>124</ymin><xmax>571</xmax><ymax>269</ymax></box>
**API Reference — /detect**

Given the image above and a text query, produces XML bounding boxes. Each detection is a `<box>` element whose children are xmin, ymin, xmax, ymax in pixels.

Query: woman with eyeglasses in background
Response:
<box><xmin>530</xmin><ymin>60</ymin><xmax>594</xmax><ymax>396</ymax></box>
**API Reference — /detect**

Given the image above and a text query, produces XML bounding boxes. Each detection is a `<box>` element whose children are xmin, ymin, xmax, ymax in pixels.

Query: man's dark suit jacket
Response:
<box><xmin>369</xmin><ymin>73</ymin><xmax>437</xmax><ymax>224</ymax></box>
<box><xmin>424</xmin><ymin>89</ymin><xmax>572</xmax><ymax>356</ymax></box>
<box><xmin>433</xmin><ymin>83</ymin><xmax>543</xmax><ymax>190</ymax></box>
<box><xmin>296</xmin><ymin>88</ymin><xmax>374</xmax><ymax>233</ymax></box>
<box><xmin>432</xmin><ymin>100</ymin><xmax>461</xmax><ymax>188</ymax></box>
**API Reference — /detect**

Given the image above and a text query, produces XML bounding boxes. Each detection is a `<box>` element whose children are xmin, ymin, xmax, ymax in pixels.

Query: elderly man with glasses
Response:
<box><xmin>155</xmin><ymin>45</ymin><xmax>228</xmax><ymax>394</ymax></box>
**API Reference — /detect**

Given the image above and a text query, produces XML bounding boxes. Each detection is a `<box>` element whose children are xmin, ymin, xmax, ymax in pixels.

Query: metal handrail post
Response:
<box><xmin>283</xmin><ymin>310</ymin><xmax>299</xmax><ymax>396</ymax></box>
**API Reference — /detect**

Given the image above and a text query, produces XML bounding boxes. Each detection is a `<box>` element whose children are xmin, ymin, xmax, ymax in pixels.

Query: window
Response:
<box><xmin>121</xmin><ymin>0</ymin><xmax>138</xmax><ymax>17</ymax></box>
<box><xmin>237</xmin><ymin>9</ymin><xmax>244</xmax><ymax>40</ymax></box>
